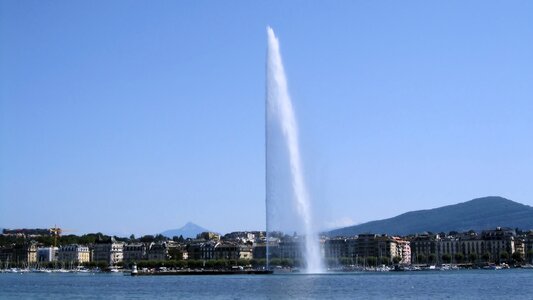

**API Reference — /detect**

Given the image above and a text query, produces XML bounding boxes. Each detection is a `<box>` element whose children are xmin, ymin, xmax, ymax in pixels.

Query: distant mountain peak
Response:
<box><xmin>329</xmin><ymin>196</ymin><xmax>533</xmax><ymax>237</ymax></box>
<box><xmin>160</xmin><ymin>222</ymin><xmax>209</xmax><ymax>238</ymax></box>
<box><xmin>468</xmin><ymin>196</ymin><xmax>510</xmax><ymax>203</ymax></box>
<box><xmin>182</xmin><ymin>222</ymin><xmax>200</xmax><ymax>228</ymax></box>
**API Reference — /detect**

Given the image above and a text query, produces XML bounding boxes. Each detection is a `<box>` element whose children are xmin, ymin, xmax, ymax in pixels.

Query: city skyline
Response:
<box><xmin>1</xmin><ymin>1</ymin><xmax>533</xmax><ymax>236</ymax></box>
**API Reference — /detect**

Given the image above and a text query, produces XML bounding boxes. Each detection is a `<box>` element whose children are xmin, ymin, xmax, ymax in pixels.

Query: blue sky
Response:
<box><xmin>1</xmin><ymin>1</ymin><xmax>532</xmax><ymax>235</ymax></box>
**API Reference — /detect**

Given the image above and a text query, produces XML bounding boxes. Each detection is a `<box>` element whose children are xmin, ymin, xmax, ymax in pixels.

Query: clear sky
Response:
<box><xmin>1</xmin><ymin>1</ymin><xmax>532</xmax><ymax>236</ymax></box>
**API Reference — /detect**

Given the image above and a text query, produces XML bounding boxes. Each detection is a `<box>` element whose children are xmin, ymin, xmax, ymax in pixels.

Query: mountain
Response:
<box><xmin>160</xmin><ymin>222</ymin><xmax>209</xmax><ymax>238</ymax></box>
<box><xmin>329</xmin><ymin>196</ymin><xmax>533</xmax><ymax>237</ymax></box>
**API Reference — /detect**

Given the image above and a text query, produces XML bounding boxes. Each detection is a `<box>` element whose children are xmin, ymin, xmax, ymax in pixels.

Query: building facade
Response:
<box><xmin>123</xmin><ymin>243</ymin><xmax>147</xmax><ymax>262</ymax></box>
<box><xmin>92</xmin><ymin>236</ymin><xmax>124</xmax><ymax>265</ymax></box>
<box><xmin>148</xmin><ymin>242</ymin><xmax>169</xmax><ymax>261</ymax></box>
<box><xmin>58</xmin><ymin>244</ymin><xmax>90</xmax><ymax>264</ymax></box>
<box><xmin>0</xmin><ymin>242</ymin><xmax>37</xmax><ymax>265</ymax></box>
<box><xmin>37</xmin><ymin>247</ymin><xmax>58</xmax><ymax>262</ymax></box>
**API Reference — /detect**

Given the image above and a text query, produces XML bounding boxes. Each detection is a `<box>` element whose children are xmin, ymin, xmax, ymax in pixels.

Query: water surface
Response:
<box><xmin>1</xmin><ymin>269</ymin><xmax>532</xmax><ymax>299</ymax></box>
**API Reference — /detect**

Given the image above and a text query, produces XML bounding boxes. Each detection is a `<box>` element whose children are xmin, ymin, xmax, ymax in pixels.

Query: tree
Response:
<box><xmin>393</xmin><ymin>256</ymin><xmax>402</xmax><ymax>265</ymax></box>
<box><xmin>416</xmin><ymin>254</ymin><xmax>427</xmax><ymax>264</ymax></box>
<box><xmin>168</xmin><ymin>248</ymin><xmax>184</xmax><ymax>260</ymax></box>
<box><xmin>378</xmin><ymin>257</ymin><xmax>389</xmax><ymax>265</ymax></box>
<box><xmin>172</xmin><ymin>235</ymin><xmax>185</xmax><ymax>243</ymax></box>
<box><xmin>140</xmin><ymin>235</ymin><xmax>155</xmax><ymax>243</ymax></box>
<box><xmin>511</xmin><ymin>251</ymin><xmax>523</xmax><ymax>264</ymax></box>
<box><xmin>293</xmin><ymin>259</ymin><xmax>303</xmax><ymax>267</ymax></box>
<box><xmin>454</xmin><ymin>253</ymin><xmax>464</xmax><ymax>263</ymax></box>
<box><xmin>442</xmin><ymin>254</ymin><xmax>452</xmax><ymax>264</ymax></box>
<box><xmin>214</xmin><ymin>259</ymin><xmax>227</xmax><ymax>268</ymax></box>
<box><xmin>428</xmin><ymin>254</ymin><xmax>436</xmax><ymax>264</ymax></box>
<box><xmin>79</xmin><ymin>233</ymin><xmax>101</xmax><ymax>245</ymax></box>
<box><xmin>269</xmin><ymin>258</ymin><xmax>281</xmax><ymax>267</ymax></box>
<box><xmin>96</xmin><ymin>261</ymin><xmax>108</xmax><ymax>270</ymax></box>
<box><xmin>187</xmin><ymin>260</ymin><xmax>204</xmax><ymax>268</ymax></box>
<box><xmin>366</xmin><ymin>256</ymin><xmax>377</xmax><ymax>267</ymax></box>
<box><xmin>251</xmin><ymin>259</ymin><xmax>266</xmax><ymax>268</ymax></box>
<box><xmin>339</xmin><ymin>257</ymin><xmax>351</xmax><ymax>266</ymax></box>
<box><xmin>154</xmin><ymin>234</ymin><xmax>167</xmax><ymax>242</ymax></box>
<box><xmin>175</xmin><ymin>260</ymin><xmax>186</xmax><ymax>269</ymax></box>
<box><xmin>482</xmin><ymin>252</ymin><xmax>491</xmax><ymax>262</ymax></box>
<box><xmin>238</xmin><ymin>259</ymin><xmax>251</xmax><ymax>267</ymax></box>
<box><xmin>499</xmin><ymin>251</ymin><xmax>509</xmax><ymax>263</ymax></box>
<box><xmin>528</xmin><ymin>250</ymin><xmax>533</xmax><ymax>264</ymax></box>
<box><xmin>280</xmin><ymin>259</ymin><xmax>293</xmax><ymax>267</ymax></box>
<box><xmin>204</xmin><ymin>260</ymin><xmax>216</xmax><ymax>268</ymax></box>
<box><xmin>325</xmin><ymin>258</ymin><xmax>337</xmax><ymax>267</ymax></box>
<box><xmin>468</xmin><ymin>253</ymin><xmax>478</xmax><ymax>263</ymax></box>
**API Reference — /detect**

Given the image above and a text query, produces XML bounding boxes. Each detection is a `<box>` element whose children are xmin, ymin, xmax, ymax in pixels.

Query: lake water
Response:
<box><xmin>1</xmin><ymin>269</ymin><xmax>532</xmax><ymax>299</ymax></box>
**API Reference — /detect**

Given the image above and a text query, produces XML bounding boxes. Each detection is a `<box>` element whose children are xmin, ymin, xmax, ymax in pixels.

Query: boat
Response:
<box><xmin>483</xmin><ymin>265</ymin><xmax>502</xmax><ymax>270</ymax></box>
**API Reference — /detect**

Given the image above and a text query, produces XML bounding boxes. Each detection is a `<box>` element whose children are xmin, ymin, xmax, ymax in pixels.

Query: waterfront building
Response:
<box><xmin>167</xmin><ymin>242</ymin><xmax>187</xmax><ymax>260</ymax></box>
<box><xmin>200</xmin><ymin>241</ymin><xmax>217</xmax><ymax>260</ymax></box>
<box><xmin>526</xmin><ymin>231</ymin><xmax>533</xmax><ymax>263</ymax></box>
<box><xmin>238</xmin><ymin>244</ymin><xmax>253</xmax><ymax>260</ymax></box>
<box><xmin>0</xmin><ymin>242</ymin><xmax>38</xmax><ymax>265</ymax></box>
<box><xmin>223</xmin><ymin>231</ymin><xmax>257</xmax><ymax>243</ymax></box>
<box><xmin>514</xmin><ymin>237</ymin><xmax>526</xmax><ymax>261</ymax></box>
<box><xmin>58</xmin><ymin>244</ymin><xmax>90</xmax><ymax>264</ymax></box>
<box><xmin>324</xmin><ymin>238</ymin><xmax>348</xmax><ymax>259</ymax></box>
<box><xmin>196</xmin><ymin>232</ymin><xmax>221</xmax><ymax>241</ymax></box>
<box><xmin>252</xmin><ymin>243</ymin><xmax>267</xmax><ymax>259</ymax></box>
<box><xmin>148</xmin><ymin>242</ymin><xmax>169</xmax><ymax>261</ymax></box>
<box><xmin>185</xmin><ymin>243</ymin><xmax>201</xmax><ymax>260</ymax></box>
<box><xmin>378</xmin><ymin>236</ymin><xmax>399</xmax><ymax>264</ymax></box>
<box><xmin>438</xmin><ymin>236</ymin><xmax>468</xmax><ymax>263</ymax></box>
<box><xmin>37</xmin><ymin>247</ymin><xmax>58</xmax><ymax>262</ymax></box>
<box><xmin>455</xmin><ymin>231</ymin><xmax>484</xmax><ymax>263</ymax></box>
<box><xmin>214</xmin><ymin>242</ymin><xmax>253</xmax><ymax>260</ymax></box>
<box><xmin>410</xmin><ymin>228</ymin><xmax>520</xmax><ymax>265</ymax></box>
<box><xmin>187</xmin><ymin>241</ymin><xmax>217</xmax><ymax>260</ymax></box>
<box><xmin>351</xmin><ymin>234</ymin><xmax>398</xmax><ymax>264</ymax></box>
<box><xmin>279</xmin><ymin>239</ymin><xmax>303</xmax><ymax>260</ymax></box>
<box><xmin>410</xmin><ymin>233</ymin><xmax>439</xmax><ymax>264</ymax></box>
<box><xmin>393</xmin><ymin>238</ymin><xmax>411</xmax><ymax>265</ymax></box>
<box><xmin>481</xmin><ymin>227</ymin><xmax>516</xmax><ymax>263</ymax></box>
<box><xmin>345</xmin><ymin>238</ymin><xmax>358</xmax><ymax>261</ymax></box>
<box><xmin>92</xmin><ymin>236</ymin><xmax>124</xmax><ymax>265</ymax></box>
<box><xmin>252</xmin><ymin>236</ymin><xmax>281</xmax><ymax>260</ymax></box>
<box><xmin>123</xmin><ymin>243</ymin><xmax>147</xmax><ymax>262</ymax></box>
<box><xmin>353</xmin><ymin>234</ymin><xmax>379</xmax><ymax>259</ymax></box>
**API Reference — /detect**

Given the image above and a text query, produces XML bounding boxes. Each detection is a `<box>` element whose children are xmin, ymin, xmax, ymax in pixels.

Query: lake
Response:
<box><xmin>1</xmin><ymin>269</ymin><xmax>532</xmax><ymax>299</ymax></box>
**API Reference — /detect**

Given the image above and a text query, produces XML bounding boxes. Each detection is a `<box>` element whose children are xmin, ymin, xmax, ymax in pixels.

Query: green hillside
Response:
<box><xmin>329</xmin><ymin>196</ymin><xmax>533</xmax><ymax>237</ymax></box>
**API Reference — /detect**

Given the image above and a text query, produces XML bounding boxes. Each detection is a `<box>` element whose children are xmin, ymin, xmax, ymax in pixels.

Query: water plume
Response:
<box><xmin>266</xmin><ymin>26</ymin><xmax>324</xmax><ymax>273</ymax></box>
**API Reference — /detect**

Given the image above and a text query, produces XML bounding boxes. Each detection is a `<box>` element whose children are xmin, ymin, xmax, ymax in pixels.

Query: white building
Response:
<box><xmin>37</xmin><ymin>247</ymin><xmax>58</xmax><ymax>262</ymax></box>
<box><xmin>93</xmin><ymin>236</ymin><xmax>124</xmax><ymax>265</ymax></box>
<box><xmin>58</xmin><ymin>244</ymin><xmax>90</xmax><ymax>264</ymax></box>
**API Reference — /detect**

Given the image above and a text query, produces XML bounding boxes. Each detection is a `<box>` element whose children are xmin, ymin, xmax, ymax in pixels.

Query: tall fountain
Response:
<box><xmin>265</xmin><ymin>27</ymin><xmax>324</xmax><ymax>273</ymax></box>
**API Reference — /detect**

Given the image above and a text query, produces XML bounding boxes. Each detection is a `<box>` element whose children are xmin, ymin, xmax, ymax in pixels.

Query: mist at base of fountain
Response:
<box><xmin>265</xmin><ymin>26</ymin><xmax>324</xmax><ymax>274</ymax></box>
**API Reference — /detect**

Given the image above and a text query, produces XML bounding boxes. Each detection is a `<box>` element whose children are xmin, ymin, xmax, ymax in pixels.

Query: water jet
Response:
<box><xmin>265</xmin><ymin>27</ymin><xmax>324</xmax><ymax>273</ymax></box>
